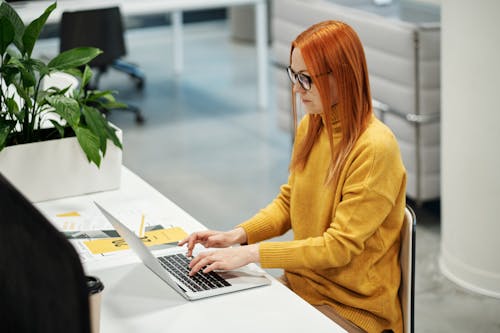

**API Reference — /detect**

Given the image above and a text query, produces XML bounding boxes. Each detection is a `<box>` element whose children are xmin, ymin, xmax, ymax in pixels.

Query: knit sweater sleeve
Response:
<box><xmin>259</xmin><ymin>122</ymin><xmax>406</xmax><ymax>269</ymax></box>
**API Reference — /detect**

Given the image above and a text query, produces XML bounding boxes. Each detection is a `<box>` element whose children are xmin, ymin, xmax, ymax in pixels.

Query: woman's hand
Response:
<box><xmin>188</xmin><ymin>244</ymin><xmax>260</xmax><ymax>276</ymax></box>
<box><xmin>178</xmin><ymin>227</ymin><xmax>247</xmax><ymax>257</ymax></box>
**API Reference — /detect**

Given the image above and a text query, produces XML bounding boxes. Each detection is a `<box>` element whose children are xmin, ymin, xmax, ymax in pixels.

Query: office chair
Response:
<box><xmin>399</xmin><ymin>205</ymin><xmax>416</xmax><ymax>333</ymax></box>
<box><xmin>0</xmin><ymin>173</ymin><xmax>91</xmax><ymax>333</ymax></box>
<box><xmin>60</xmin><ymin>6</ymin><xmax>145</xmax><ymax>123</ymax></box>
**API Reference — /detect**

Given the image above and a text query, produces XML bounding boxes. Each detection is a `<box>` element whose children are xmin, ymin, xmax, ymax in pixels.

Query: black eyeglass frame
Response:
<box><xmin>286</xmin><ymin>66</ymin><xmax>332</xmax><ymax>91</ymax></box>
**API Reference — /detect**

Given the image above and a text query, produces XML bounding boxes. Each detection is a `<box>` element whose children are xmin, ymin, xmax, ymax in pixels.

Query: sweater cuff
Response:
<box><xmin>237</xmin><ymin>214</ymin><xmax>278</xmax><ymax>244</ymax></box>
<box><xmin>258</xmin><ymin>242</ymin><xmax>296</xmax><ymax>268</ymax></box>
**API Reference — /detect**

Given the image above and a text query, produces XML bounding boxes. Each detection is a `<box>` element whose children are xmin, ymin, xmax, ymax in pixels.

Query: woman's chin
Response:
<box><xmin>303</xmin><ymin>106</ymin><xmax>322</xmax><ymax>115</ymax></box>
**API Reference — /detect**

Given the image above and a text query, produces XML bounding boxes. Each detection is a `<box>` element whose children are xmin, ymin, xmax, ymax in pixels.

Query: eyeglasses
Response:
<box><xmin>287</xmin><ymin>66</ymin><xmax>313</xmax><ymax>91</ymax></box>
<box><xmin>286</xmin><ymin>66</ymin><xmax>331</xmax><ymax>91</ymax></box>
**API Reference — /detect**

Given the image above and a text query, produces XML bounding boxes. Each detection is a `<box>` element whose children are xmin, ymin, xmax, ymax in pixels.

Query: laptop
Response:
<box><xmin>94</xmin><ymin>202</ymin><xmax>271</xmax><ymax>301</ymax></box>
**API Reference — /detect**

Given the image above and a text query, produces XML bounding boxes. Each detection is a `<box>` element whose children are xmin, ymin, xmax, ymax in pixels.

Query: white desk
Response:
<box><xmin>36</xmin><ymin>167</ymin><xmax>345</xmax><ymax>332</ymax></box>
<box><xmin>12</xmin><ymin>0</ymin><xmax>269</xmax><ymax>108</ymax></box>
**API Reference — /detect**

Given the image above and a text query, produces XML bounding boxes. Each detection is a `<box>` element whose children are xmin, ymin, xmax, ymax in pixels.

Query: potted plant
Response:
<box><xmin>0</xmin><ymin>2</ymin><xmax>124</xmax><ymax>202</ymax></box>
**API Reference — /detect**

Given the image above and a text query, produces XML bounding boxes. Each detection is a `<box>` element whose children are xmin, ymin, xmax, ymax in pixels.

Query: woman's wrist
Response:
<box><xmin>230</xmin><ymin>227</ymin><xmax>248</xmax><ymax>245</ymax></box>
<box><xmin>248</xmin><ymin>243</ymin><xmax>260</xmax><ymax>263</ymax></box>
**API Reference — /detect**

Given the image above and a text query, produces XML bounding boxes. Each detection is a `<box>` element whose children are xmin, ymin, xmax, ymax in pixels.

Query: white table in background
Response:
<box><xmin>36</xmin><ymin>167</ymin><xmax>345</xmax><ymax>333</ymax></box>
<box><xmin>12</xmin><ymin>0</ymin><xmax>269</xmax><ymax>108</ymax></box>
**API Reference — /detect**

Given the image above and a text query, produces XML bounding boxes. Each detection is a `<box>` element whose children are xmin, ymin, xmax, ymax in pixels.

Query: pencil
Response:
<box><xmin>139</xmin><ymin>214</ymin><xmax>145</xmax><ymax>237</ymax></box>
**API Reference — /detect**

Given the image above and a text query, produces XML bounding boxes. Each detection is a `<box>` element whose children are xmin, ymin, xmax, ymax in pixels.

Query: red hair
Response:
<box><xmin>289</xmin><ymin>20</ymin><xmax>373</xmax><ymax>186</ymax></box>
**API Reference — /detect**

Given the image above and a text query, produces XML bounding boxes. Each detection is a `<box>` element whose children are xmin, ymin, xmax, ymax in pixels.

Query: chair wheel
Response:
<box><xmin>135</xmin><ymin>113</ymin><xmax>145</xmax><ymax>124</ymax></box>
<box><xmin>135</xmin><ymin>77</ymin><xmax>145</xmax><ymax>91</ymax></box>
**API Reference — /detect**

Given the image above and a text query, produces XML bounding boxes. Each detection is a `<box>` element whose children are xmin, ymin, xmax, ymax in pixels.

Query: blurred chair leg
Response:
<box><xmin>112</xmin><ymin>60</ymin><xmax>145</xmax><ymax>91</ymax></box>
<box><xmin>111</xmin><ymin>104</ymin><xmax>145</xmax><ymax>124</ymax></box>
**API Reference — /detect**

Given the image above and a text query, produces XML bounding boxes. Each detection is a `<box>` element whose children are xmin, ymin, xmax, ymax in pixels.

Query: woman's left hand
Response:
<box><xmin>188</xmin><ymin>244</ymin><xmax>260</xmax><ymax>276</ymax></box>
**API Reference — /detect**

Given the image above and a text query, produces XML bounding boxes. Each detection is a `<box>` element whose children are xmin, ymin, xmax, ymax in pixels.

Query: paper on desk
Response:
<box><xmin>41</xmin><ymin>199</ymin><xmax>184</xmax><ymax>232</ymax></box>
<box><xmin>83</xmin><ymin>227</ymin><xmax>188</xmax><ymax>254</ymax></box>
<box><xmin>38</xmin><ymin>198</ymin><xmax>191</xmax><ymax>263</ymax></box>
<box><xmin>39</xmin><ymin>206</ymin><xmax>110</xmax><ymax>232</ymax></box>
<box><xmin>64</xmin><ymin>223</ymin><xmax>164</xmax><ymax>239</ymax></box>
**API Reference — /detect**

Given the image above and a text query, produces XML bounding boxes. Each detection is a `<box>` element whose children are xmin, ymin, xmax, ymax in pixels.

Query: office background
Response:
<box><xmin>30</xmin><ymin>0</ymin><xmax>500</xmax><ymax>332</ymax></box>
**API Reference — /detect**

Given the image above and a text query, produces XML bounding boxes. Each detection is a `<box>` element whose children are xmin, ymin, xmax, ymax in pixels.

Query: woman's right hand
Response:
<box><xmin>178</xmin><ymin>227</ymin><xmax>247</xmax><ymax>257</ymax></box>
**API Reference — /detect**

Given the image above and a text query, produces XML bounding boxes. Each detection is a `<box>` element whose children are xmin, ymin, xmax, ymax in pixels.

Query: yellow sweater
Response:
<box><xmin>239</xmin><ymin>114</ymin><xmax>406</xmax><ymax>333</ymax></box>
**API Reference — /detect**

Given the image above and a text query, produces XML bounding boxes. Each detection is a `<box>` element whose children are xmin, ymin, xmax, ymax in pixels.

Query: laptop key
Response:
<box><xmin>158</xmin><ymin>253</ymin><xmax>231</xmax><ymax>292</ymax></box>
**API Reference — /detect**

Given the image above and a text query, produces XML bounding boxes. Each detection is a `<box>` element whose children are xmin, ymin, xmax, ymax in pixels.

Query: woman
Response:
<box><xmin>179</xmin><ymin>20</ymin><xmax>406</xmax><ymax>333</ymax></box>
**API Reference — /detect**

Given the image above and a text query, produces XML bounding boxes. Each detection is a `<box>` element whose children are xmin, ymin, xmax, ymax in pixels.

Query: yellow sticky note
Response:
<box><xmin>83</xmin><ymin>227</ymin><xmax>188</xmax><ymax>255</ymax></box>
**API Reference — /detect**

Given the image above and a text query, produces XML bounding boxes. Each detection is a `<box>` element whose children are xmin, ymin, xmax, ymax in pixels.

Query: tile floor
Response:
<box><xmin>35</xmin><ymin>20</ymin><xmax>500</xmax><ymax>333</ymax></box>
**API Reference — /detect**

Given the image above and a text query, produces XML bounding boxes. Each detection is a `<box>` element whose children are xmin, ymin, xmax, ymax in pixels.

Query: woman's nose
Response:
<box><xmin>292</xmin><ymin>81</ymin><xmax>305</xmax><ymax>94</ymax></box>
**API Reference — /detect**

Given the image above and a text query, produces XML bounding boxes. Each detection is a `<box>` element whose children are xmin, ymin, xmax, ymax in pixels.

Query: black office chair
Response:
<box><xmin>0</xmin><ymin>173</ymin><xmax>91</xmax><ymax>333</ymax></box>
<box><xmin>60</xmin><ymin>6</ymin><xmax>145</xmax><ymax>123</ymax></box>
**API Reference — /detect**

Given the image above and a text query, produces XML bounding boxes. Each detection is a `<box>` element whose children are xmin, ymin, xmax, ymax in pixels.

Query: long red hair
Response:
<box><xmin>289</xmin><ymin>21</ymin><xmax>373</xmax><ymax>186</ymax></box>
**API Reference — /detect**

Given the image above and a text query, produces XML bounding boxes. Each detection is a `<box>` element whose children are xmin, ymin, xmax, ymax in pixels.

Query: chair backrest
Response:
<box><xmin>0</xmin><ymin>173</ymin><xmax>90</xmax><ymax>333</ymax></box>
<box><xmin>60</xmin><ymin>6</ymin><xmax>126</xmax><ymax>68</ymax></box>
<box><xmin>399</xmin><ymin>206</ymin><xmax>416</xmax><ymax>333</ymax></box>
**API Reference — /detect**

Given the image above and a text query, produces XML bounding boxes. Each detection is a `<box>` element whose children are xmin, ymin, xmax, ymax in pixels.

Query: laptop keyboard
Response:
<box><xmin>158</xmin><ymin>253</ymin><xmax>231</xmax><ymax>292</ymax></box>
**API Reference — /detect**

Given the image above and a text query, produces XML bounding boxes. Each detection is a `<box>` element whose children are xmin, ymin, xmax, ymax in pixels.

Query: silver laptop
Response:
<box><xmin>94</xmin><ymin>202</ymin><xmax>271</xmax><ymax>300</ymax></box>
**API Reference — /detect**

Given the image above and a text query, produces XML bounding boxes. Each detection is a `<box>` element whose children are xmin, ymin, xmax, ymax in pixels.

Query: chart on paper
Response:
<box><xmin>37</xmin><ymin>198</ymin><xmax>189</xmax><ymax>262</ymax></box>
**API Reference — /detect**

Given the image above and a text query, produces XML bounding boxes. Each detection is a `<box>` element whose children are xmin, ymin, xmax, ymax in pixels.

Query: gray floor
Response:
<box><xmin>36</xmin><ymin>21</ymin><xmax>500</xmax><ymax>333</ymax></box>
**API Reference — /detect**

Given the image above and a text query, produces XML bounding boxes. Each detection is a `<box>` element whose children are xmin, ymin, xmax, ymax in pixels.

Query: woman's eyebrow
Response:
<box><xmin>290</xmin><ymin>66</ymin><xmax>309</xmax><ymax>74</ymax></box>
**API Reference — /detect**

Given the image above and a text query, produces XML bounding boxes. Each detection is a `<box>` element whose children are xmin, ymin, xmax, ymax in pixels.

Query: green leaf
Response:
<box><xmin>48</xmin><ymin>47</ymin><xmax>102</xmax><ymax>70</ymax></box>
<box><xmin>103</xmin><ymin>122</ymin><xmax>123</xmax><ymax>149</ymax></box>
<box><xmin>82</xmin><ymin>105</ymin><xmax>108</xmax><ymax>153</ymax></box>
<box><xmin>20</xmin><ymin>65</ymin><xmax>36</xmax><ymax>87</ymax></box>
<box><xmin>4</xmin><ymin>97</ymin><xmax>19</xmax><ymax>116</ymax></box>
<box><xmin>82</xmin><ymin>105</ymin><xmax>122</xmax><ymax>150</ymax></box>
<box><xmin>49</xmin><ymin>119</ymin><xmax>66</xmax><ymax>138</ymax></box>
<box><xmin>0</xmin><ymin>16</ymin><xmax>14</xmax><ymax>54</ymax></box>
<box><xmin>1</xmin><ymin>54</ymin><xmax>16</xmax><ymax>82</ymax></box>
<box><xmin>42</xmin><ymin>82</ymin><xmax>72</xmax><ymax>97</ymax></box>
<box><xmin>0</xmin><ymin>2</ymin><xmax>25</xmax><ymax>52</ymax></box>
<box><xmin>5</xmin><ymin>53</ymin><xmax>22</xmax><ymax>68</ymax></box>
<box><xmin>85</xmin><ymin>90</ymin><xmax>127</xmax><ymax>109</ymax></box>
<box><xmin>74</xmin><ymin>127</ymin><xmax>101</xmax><ymax>166</ymax></box>
<box><xmin>85</xmin><ymin>90</ymin><xmax>116</xmax><ymax>101</ymax></box>
<box><xmin>12</xmin><ymin>81</ymin><xmax>32</xmax><ymax>109</ymax></box>
<box><xmin>22</xmin><ymin>2</ymin><xmax>56</xmax><ymax>57</ymax></box>
<box><xmin>31</xmin><ymin>58</ymin><xmax>50</xmax><ymax>77</ymax></box>
<box><xmin>35</xmin><ymin>89</ymin><xmax>50</xmax><ymax>105</ymax></box>
<box><xmin>46</xmin><ymin>95</ymin><xmax>80</xmax><ymax>127</ymax></box>
<box><xmin>105</xmin><ymin>100</ymin><xmax>128</xmax><ymax>109</ymax></box>
<box><xmin>0</xmin><ymin>119</ymin><xmax>16</xmax><ymax>151</ymax></box>
<box><xmin>63</xmin><ymin>68</ymin><xmax>83</xmax><ymax>80</ymax></box>
<box><xmin>81</xmin><ymin>65</ymin><xmax>93</xmax><ymax>89</ymax></box>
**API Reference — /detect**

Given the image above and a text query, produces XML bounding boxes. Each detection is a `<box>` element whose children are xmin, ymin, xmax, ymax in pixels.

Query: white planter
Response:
<box><xmin>0</xmin><ymin>128</ymin><xmax>122</xmax><ymax>202</ymax></box>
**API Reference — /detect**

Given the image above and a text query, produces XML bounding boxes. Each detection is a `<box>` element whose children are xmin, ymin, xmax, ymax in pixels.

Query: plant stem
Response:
<box><xmin>33</xmin><ymin>77</ymin><xmax>42</xmax><ymax>136</ymax></box>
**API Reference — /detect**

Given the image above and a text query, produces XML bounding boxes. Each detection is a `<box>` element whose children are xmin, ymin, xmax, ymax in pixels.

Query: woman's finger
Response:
<box><xmin>177</xmin><ymin>234</ymin><xmax>191</xmax><ymax>246</ymax></box>
<box><xmin>186</xmin><ymin>234</ymin><xmax>199</xmax><ymax>256</ymax></box>
<box><xmin>205</xmin><ymin>233</ymin><xmax>224</xmax><ymax>248</ymax></box>
<box><xmin>189</xmin><ymin>254</ymin><xmax>212</xmax><ymax>276</ymax></box>
<box><xmin>203</xmin><ymin>261</ymin><xmax>224</xmax><ymax>274</ymax></box>
<box><xmin>187</xmin><ymin>232</ymin><xmax>211</xmax><ymax>255</ymax></box>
